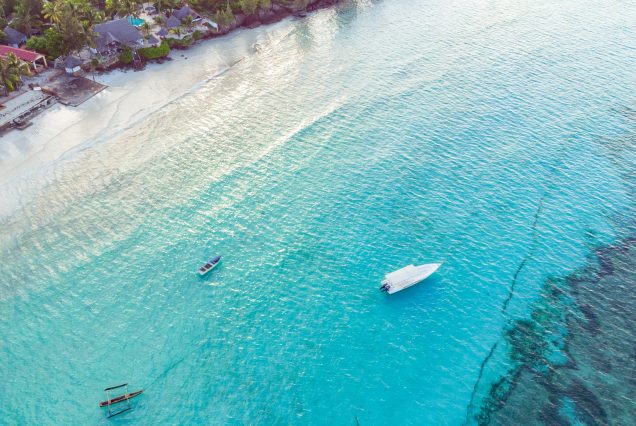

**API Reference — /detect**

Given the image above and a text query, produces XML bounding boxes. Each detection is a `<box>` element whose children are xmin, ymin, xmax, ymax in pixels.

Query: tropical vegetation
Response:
<box><xmin>0</xmin><ymin>0</ymin><xmax>323</xmax><ymax>92</ymax></box>
<box><xmin>1</xmin><ymin>0</ymin><xmax>308</xmax><ymax>57</ymax></box>
<box><xmin>118</xmin><ymin>45</ymin><xmax>133</xmax><ymax>63</ymax></box>
<box><xmin>0</xmin><ymin>52</ymin><xmax>31</xmax><ymax>94</ymax></box>
<box><xmin>138</xmin><ymin>39</ymin><xmax>168</xmax><ymax>59</ymax></box>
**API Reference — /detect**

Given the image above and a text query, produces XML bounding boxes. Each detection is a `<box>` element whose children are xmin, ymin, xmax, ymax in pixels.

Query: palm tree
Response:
<box><xmin>181</xmin><ymin>15</ymin><xmax>193</xmax><ymax>33</ymax></box>
<box><xmin>120</xmin><ymin>0</ymin><xmax>140</xmax><ymax>18</ymax></box>
<box><xmin>12</xmin><ymin>0</ymin><xmax>34</xmax><ymax>37</ymax></box>
<box><xmin>104</xmin><ymin>0</ymin><xmax>117</xmax><ymax>16</ymax></box>
<box><xmin>161</xmin><ymin>0</ymin><xmax>179</xmax><ymax>15</ymax></box>
<box><xmin>58</xmin><ymin>4</ymin><xmax>91</xmax><ymax>54</ymax></box>
<box><xmin>170</xmin><ymin>26</ymin><xmax>182</xmax><ymax>38</ymax></box>
<box><xmin>43</xmin><ymin>0</ymin><xmax>63</xmax><ymax>29</ymax></box>
<box><xmin>79</xmin><ymin>3</ymin><xmax>105</xmax><ymax>28</ymax></box>
<box><xmin>140</xmin><ymin>21</ymin><xmax>151</xmax><ymax>37</ymax></box>
<box><xmin>104</xmin><ymin>0</ymin><xmax>137</xmax><ymax>18</ymax></box>
<box><xmin>0</xmin><ymin>53</ymin><xmax>32</xmax><ymax>95</ymax></box>
<box><xmin>153</xmin><ymin>15</ymin><xmax>165</xmax><ymax>26</ymax></box>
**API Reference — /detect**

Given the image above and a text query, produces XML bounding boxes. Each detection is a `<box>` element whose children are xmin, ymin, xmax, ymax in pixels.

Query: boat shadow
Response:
<box><xmin>196</xmin><ymin>263</ymin><xmax>224</xmax><ymax>284</ymax></box>
<box><xmin>381</xmin><ymin>274</ymin><xmax>443</xmax><ymax>302</ymax></box>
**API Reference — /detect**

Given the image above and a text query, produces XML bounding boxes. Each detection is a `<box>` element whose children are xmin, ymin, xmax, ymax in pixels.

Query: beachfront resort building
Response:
<box><xmin>0</xmin><ymin>45</ymin><xmax>47</xmax><ymax>71</ymax></box>
<box><xmin>166</xmin><ymin>15</ymin><xmax>181</xmax><ymax>30</ymax></box>
<box><xmin>173</xmin><ymin>5</ymin><xmax>201</xmax><ymax>22</ymax></box>
<box><xmin>2</xmin><ymin>27</ymin><xmax>27</xmax><ymax>48</ymax></box>
<box><xmin>164</xmin><ymin>6</ymin><xmax>218</xmax><ymax>33</ymax></box>
<box><xmin>92</xmin><ymin>18</ymin><xmax>163</xmax><ymax>59</ymax></box>
<box><xmin>92</xmin><ymin>18</ymin><xmax>146</xmax><ymax>56</ymax></box>
<box><xmin>63</xmin><ymin>56</ymin><xmax>82</xmax><ymax>75</ymax></box>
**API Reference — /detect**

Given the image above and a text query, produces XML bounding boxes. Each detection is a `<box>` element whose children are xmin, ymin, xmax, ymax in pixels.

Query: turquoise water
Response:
<box><xmin>128</xmin><ymin>16</ymin><xmax>145</xmax><ymax>27</ymax></box>
<box><xmin>1</xmin><ymin>0</ymin><xmax>635</xmax><ymax>424</ymax></box>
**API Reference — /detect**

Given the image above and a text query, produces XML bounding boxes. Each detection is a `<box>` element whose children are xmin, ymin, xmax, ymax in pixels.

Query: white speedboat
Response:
<box><xmin>380</xmin><ymin>263</ymin><xmax>441</xmax><ymax>294</ymax></box>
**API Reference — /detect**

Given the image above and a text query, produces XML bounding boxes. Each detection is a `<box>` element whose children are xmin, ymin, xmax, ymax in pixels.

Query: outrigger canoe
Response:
<box><xmin>99</xmin><ymin>389</ymin><xmax>144</xmax><ymax>407</ymax></box>
<box><xmin>99</xmin><ymin>383</ymin><xmax>144</xmax><ymax>418</ymax></box>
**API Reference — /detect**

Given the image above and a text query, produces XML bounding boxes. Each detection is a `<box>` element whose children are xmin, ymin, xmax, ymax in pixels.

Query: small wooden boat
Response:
<box><xmin>198</xmin><ymin>255</ymin><xmax>221</xmax><ymax>276</ymax></box>
<box><xmin>99</xmin><ymin>383</ymin><xmax>143</xmax><ymax>417</ymax></box>
<box><xmin>99</xmin><ymin>390</ymin><xmax>144</xmax><ymax>407</ymax></box>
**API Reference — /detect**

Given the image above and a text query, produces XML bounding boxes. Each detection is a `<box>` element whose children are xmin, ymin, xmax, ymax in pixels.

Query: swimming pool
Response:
<box><xmin>127</xmin><ymin>16</ymin><xmax>145</xmax><ymax>27</ymax></box>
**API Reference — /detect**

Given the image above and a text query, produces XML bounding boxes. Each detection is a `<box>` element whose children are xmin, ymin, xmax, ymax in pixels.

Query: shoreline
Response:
<box><xmin>0</xmin><ymin>14</ymin><xmax>307</xmax><ymax>217</ymax></box>
<box><xmin>0</xmin><ymin>0</ymin><xmax>343</xmax><ymax>191</ymax></box>
<box><xmin>84</xmin><ymin>0</ymin><xmax>341</xmax><ymax>75</ymax></box>
<box><xmin>0</xmin><ymin>0</ymin><xmax>343</xmax><ymax>184</ymax></box>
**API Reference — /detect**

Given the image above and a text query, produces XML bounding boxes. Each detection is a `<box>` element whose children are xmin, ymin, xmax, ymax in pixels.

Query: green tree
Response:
<box><xmin>0</xmin><ymin>29</ymin><xmax>5</xmax><ymax>43</ymax></box>
<box><xmin>239</xmin><ymin>0</ymin><xmax>258</xmax><ymax>15</ymax></box>
<box><xmin>12</xmin><ymin>0</ymin><xmax>34</xmax><ymax>36</ymax></box>
<box><xmin>293</xmin><ymin>0</ymin><xmax>310</xmax><ymax>10</ymax></box>
<box><xmin>213</xmin><ymin>2</ymin><xmax>234</xmax><ymax>28</ymax></box>
<box><xmin>1</xmin><ymin>0</ymin><xmax>17</xmax><ymax>18</ymax></box>
<box><xmin>25</xmin><ymin>31</ymin><xmax>46</xmax><ymax>51</ymax></box>
<box><xmin>81</xmin><ymin>3</ymin><xmax>105</xmax><ymax>28</ymax></box>
<box><xmin>169</xmin><ymin>25</ymin><xmax>181</xmax><ymax>37</ymax></box>
<box><xmin>25</xmin><ymin>27</ymin><xmax>64</xmax><ymax>58</ymax></box>
<box><xmin>152</xmin><ymin>14</ymin><xmax>164</xmax><ymax>26</ymax></box>
<box><xmin>0</xmin><ymin>52</ymin><xmax>31</xmax><ymax>95</ymax></box>
<box><xmin>118</xmin><ymin>45</ymin><xmax>133</xmax><ymax>64</ymax></box>
<box><xmin>155</xmin><ymin>0</ymin><xmax>179</xmax><ymax>15</ymax></box>
<box><xmin>188</xmin><ymin>0</ymin><xmax>217</xmax><ymax>14</ymax></box>
<box><xmin>260</xmin><ymin>0</ymin><xmax>270</xmax><ymax>10</ymax></box>
<box><xmin>104</xmin><ymin>0</ymin><xmax>116</xmax><ymax>15</ymax></box>
<box><xmin>105</xmin><ymin>0</ymin><xmax>139</xmax><ymax>18</ymax></box>
<box><xmin>57</xmin><ymin>4</ymin><xmax>91</xmax><ymax>54</ymax></box>
<box><xmin>66</xmin><ymin>0</ymin><xmax>103</xmax><ymax>27</ymax></box>
<box><xmin>42</xmin><ymin>0</ymin><xmax>63</xmax><ymax>28</ymax></box>
<box><xmin>140</xmin><ymin>20</ymin><xmax>151</xmax><ymax>37</ymax></box>
<box><xmin>181</xmin><ymin>15</ymin><xmax>193</xmax><ymax>32</ymax></box>
<box><xmin>138</xmin><ymin>39</ymin><xmax>169</xmax><ymax>59</ymax></box>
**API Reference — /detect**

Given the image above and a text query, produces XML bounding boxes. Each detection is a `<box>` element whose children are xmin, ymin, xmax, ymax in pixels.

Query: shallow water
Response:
<box><xmin>1</xmin><ymin>0</ymin><xmax>635</xmax><ymax>424</ymax></box>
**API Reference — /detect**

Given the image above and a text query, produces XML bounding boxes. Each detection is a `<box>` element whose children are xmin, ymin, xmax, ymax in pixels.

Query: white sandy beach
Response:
<box><xmin>0</xmin><ymin>19</ymin><xmax>296</xmax><ymax>217</ymax></box>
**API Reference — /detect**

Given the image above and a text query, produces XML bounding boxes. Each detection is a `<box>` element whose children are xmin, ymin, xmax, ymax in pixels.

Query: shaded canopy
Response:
<box><xmin>166</xmin><ymin>15</ymin><xmax>181</xmax><ymax>29</ymax></box>
<box><xmin>173</xmin><ymin>6</ymin><xmax>198</xmax><ymax>20</ymax></box>
<box><xmin>63</xmin><ymin>55</ymin><xmax>81</xmax><ymax>69</ymax></box>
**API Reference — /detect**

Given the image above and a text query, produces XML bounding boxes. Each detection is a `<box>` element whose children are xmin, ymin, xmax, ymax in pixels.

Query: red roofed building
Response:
<box><xmin>0</xmin><ymin>45</ymin><xmax>47</xmax><ymax>71</ymax></box>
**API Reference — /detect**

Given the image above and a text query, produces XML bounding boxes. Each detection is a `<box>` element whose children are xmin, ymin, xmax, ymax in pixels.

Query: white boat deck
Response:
<box><xmin>381</xmin><ymin>263</ymin><xmax>441</xmax><ymax>294</ymax></box>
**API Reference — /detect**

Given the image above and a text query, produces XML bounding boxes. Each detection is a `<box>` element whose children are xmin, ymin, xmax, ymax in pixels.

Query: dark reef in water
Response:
<box><xmin>501</xmin><ymin>195</ymin><xmax>546</xmax><ymax>313</ymax></box>
<box><xmin>465</xmin><ymin>194</ymin><xmax>547</xmax><ymax>420</ymax></box>
<box><xmin>471</xmin><ymin>236</ymin><xmax>636</xmax><ymax>425</ymax></box>
<box><xmin>466</xmin><ymin>107</ymin><xmax>636</xmax><ymax>426</ymax></box>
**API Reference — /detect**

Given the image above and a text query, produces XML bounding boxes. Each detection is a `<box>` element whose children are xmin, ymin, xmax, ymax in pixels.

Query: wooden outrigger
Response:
<box><xmin>99</xmin><ymin>383</ymin><xmax>144</xmax><ymax>417</ymax></box>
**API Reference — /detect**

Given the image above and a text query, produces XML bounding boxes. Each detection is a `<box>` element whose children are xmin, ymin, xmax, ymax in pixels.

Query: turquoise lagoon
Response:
<box><xmin>1</xmin><ymin>0</ymin><xmax>635</xmax><ymax>424</ymax></box>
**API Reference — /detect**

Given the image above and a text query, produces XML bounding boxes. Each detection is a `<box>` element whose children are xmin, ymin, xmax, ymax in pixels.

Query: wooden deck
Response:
<box><xmin>43</xmin><ymin>75</ymin><xmax>107</xmax><ymax>107</ymax></box>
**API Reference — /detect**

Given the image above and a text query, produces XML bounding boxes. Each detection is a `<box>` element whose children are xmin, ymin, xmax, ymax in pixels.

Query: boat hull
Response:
<box><xmin>382</xmin><ymin>263</ymin><xmax>441</xmax><ymax>294</ymax></box>
<box><xmin>99</xmin><ymin>390</ymin><xmax>144</xmax><ymax>407</ymax></box>
<box><xmin>198</xmin><ymin>261</ymin><xmax>220</xmax><ymax>276</ymax></box>
<box><xmin>198</xmin><ymin>256</ymin><xmax>221</xmax><ymax>275</ymax></box>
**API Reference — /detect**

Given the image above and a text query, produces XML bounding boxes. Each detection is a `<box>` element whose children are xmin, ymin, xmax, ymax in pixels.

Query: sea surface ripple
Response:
<box><xmin>1</xmin><ymin>0</ymin><xmax>635</xmax><ymax>424</ymax></box>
